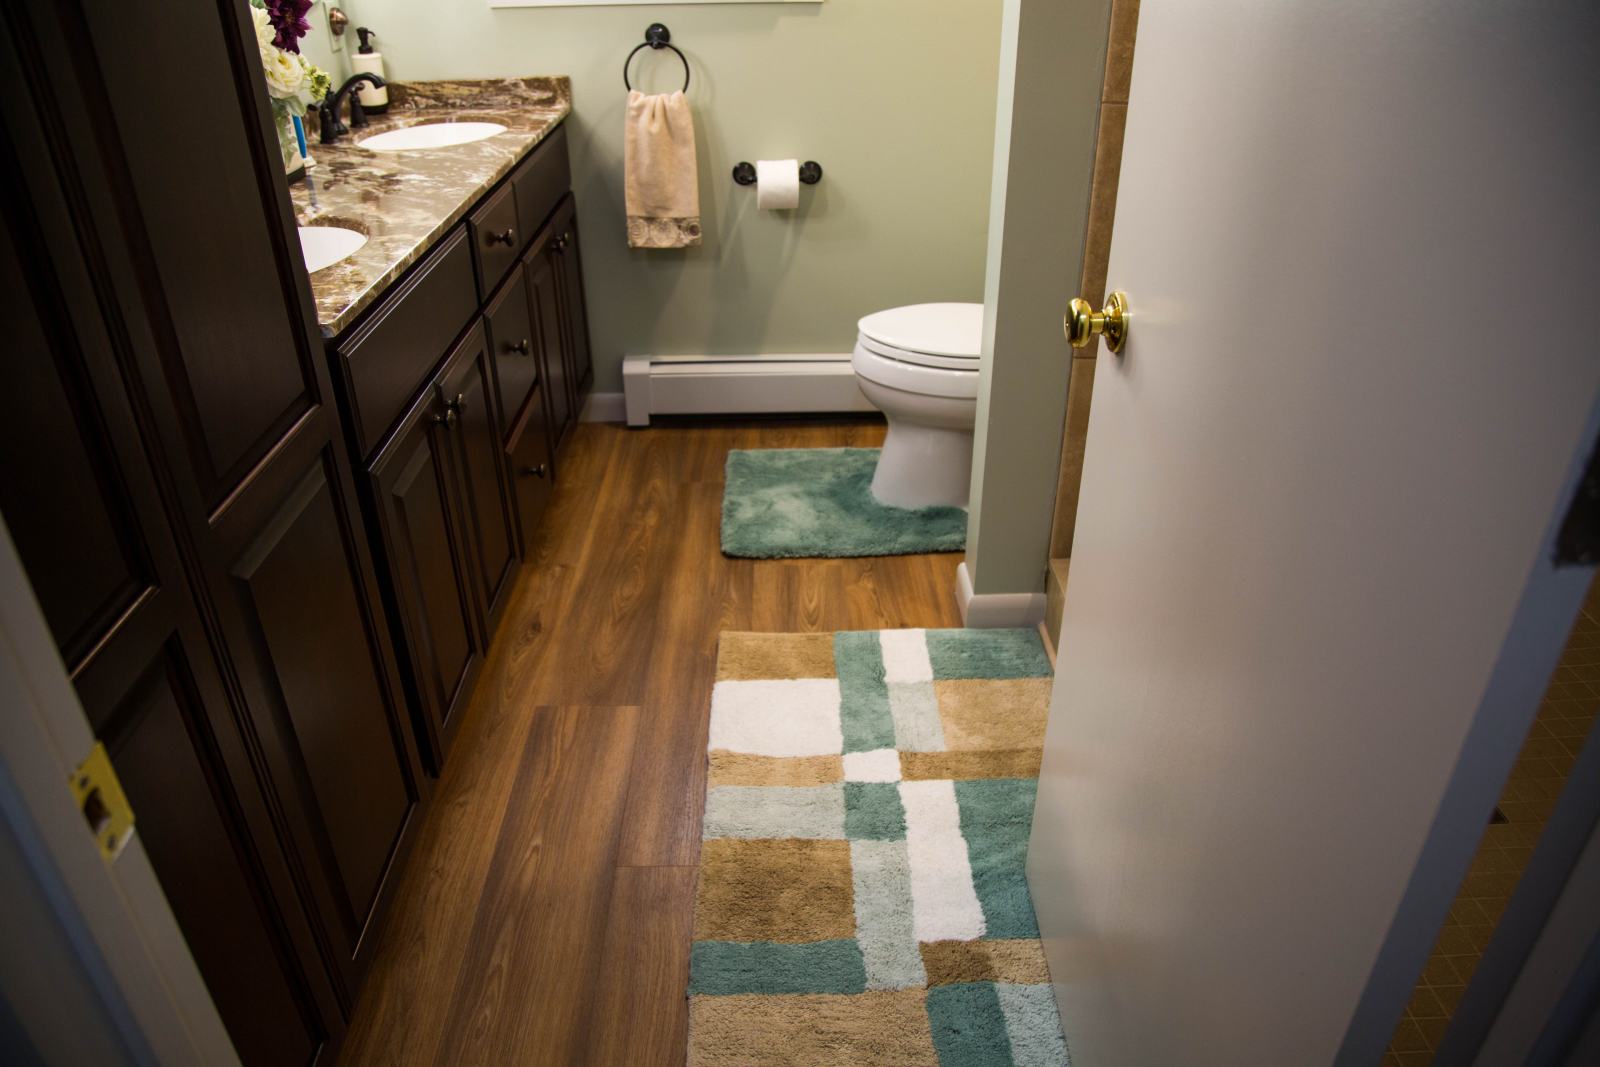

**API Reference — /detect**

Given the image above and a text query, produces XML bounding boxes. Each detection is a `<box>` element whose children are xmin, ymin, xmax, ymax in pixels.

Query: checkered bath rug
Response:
<box><xmin>688</xmin><ymin>628</ymin><xmax>1070</xmax><ymax>1066</ymax></box>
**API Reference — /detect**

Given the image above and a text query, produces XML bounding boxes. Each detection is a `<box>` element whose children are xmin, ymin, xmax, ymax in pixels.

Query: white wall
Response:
<box><xmin>341</xmin><ymin>0</ymin><xmax>1004</xmax><ymax>392</ymax></box>
<box><xmin>963</xmin><ymin>0</ymin><xmax>1109</xmax><ymax>597</ymax></box>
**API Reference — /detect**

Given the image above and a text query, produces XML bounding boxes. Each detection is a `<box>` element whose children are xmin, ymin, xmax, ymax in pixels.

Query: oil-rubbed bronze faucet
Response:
<box><xmin>318</xmin><ymin>73</ymin><xmax>387</xmax><ymax>144</ymax></box>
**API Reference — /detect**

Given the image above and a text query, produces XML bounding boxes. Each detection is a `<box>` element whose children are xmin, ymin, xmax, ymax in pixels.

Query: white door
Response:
<box><xmin>1029</xmin><ymin>3</ymin><xmax>1600</xmax><ymax>1065</ymax></box>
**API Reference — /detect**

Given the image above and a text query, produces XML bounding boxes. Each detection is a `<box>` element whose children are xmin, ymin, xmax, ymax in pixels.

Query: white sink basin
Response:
<box><xmin>297</xmin><ymin>226</ymin><xmax>366</xmax><ymax>274</ymax></box>
<box><xmin>357</xmin><ymin>122</ymin><xmax>508</xmax><ymax>152</ymax></box>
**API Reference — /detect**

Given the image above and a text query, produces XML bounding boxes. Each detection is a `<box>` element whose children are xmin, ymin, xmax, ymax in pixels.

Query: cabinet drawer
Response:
<box><xmin>339</xmin><ymin>228</ymin><xmax>476</xmax><ymax>458</ymax></box>
<box><xmin>483</xmin><ymin>266</ymin><xmax>538</xmax><ymax>441</ymax></box>
<box><xmin>505</xmin><ymin>387</ymin><xmax>553</xmax><ymax>553</ymax></box>
<box><xmin>513</xmin><ymin>122</ymin><xmax>570</xmax><ymax>237</ymax></box>
<box><xmin>468</xmin><ymin>182</ymin><xmax>521</xmax><ymax>300</ymax></box>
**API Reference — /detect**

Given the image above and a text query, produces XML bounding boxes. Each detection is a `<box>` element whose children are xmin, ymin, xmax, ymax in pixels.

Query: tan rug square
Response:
<box><xmin>707</xmin><ymin>752</ymin><xmax>844</xmax><ymax>787</ymax></box>
<box><xmin>717</xmin><ymin>632</ymin><xmax>837</xmax><ymax>681</ymax></box>
<box><xmin>689</xmin><ymin>991</ymin><xmax>935</xmax><ymax>1066</ymax></box>
<box><xmin>900</xmin><ymin>749</ymin><xmax>1042</xmax><ymax>781</ymax></box>
<box><xmin>919</xmin><ymin>938</ymin><xmax>1052</xmax><ymax>986</ymax></box>
<box><xmin>694</xmin><ymin>838</ymin><xmax>855</xmax><ymax>943</ymax></box>
<box><xmin>935</xmin><ymin>677</ymin><xmax>1053</xmax><ymax>751</ymax></box>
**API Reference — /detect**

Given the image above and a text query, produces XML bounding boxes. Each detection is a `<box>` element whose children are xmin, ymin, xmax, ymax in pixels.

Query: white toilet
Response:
<box><xmin>852</xmin><ymin>302</ymin><xmax>983</xmax><ymax>509</ymax></box>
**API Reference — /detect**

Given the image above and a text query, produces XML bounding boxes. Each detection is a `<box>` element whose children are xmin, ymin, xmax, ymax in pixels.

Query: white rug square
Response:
<box><xmin>708</xmin><ymin>678</ymin><xmax>844</xmax><ymax>757</ymax></box>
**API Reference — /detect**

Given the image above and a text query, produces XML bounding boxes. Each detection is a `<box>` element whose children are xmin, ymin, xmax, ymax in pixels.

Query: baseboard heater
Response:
<box><xmin>621</xmin><ymin>353</ymin><xmax>877</xmax><ymax>427</ymax></box>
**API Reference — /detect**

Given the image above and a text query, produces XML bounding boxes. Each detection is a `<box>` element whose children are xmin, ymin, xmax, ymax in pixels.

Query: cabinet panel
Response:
<box><xmin>506</xmin><ymin>386</ymin><xmax>554</xmax><ymax>555</ymax></box>
<box><xmin>439</xmin><ymin>325</ymin><xmax>518</xmax><ymax>632</ymax></box>
<box><xmin>0</xmin><ymin>215</ymin><xmax>153</xmax><ymax>671</ymax></box>
<box><xmin>524</xmin><ymin>234</ymin><xmax>573</xmax><ymax>459</ymax></box>
<box><xmin>339</xmin><ymin>230</ymin><xmax>478</xmax><ymax>457</ymax></box>
<box><xmin>374</xmin><ymin>414</ymin><xmax>479</xmax><ymax>769</ymax></box>
<box><xmin>512</xmin><ymin>122</ymin><xmax>570</xmax><ymax>237</ymax></box>
<box><xmin>87</xmin><ymin>0</ymin><xmax>321</xmax><ymax>507</ymax></box>
<box><xmin>107</xmin><ymin>642</ymin><xmax>326</xmax><ymax>1067</ymax></box>
<box><xmin>231</xmin><ymin>456</ymin><xmax>418</xmax><ymax>944</ymax></box>
<box><xmin>485</xmin><ymin>264</ymin><xmax>539</xmax><ymax>439</ymax></box>
<box><xmin>469</xmin><ymin>182</ymin><xmax>522</xmax><ymax>300</ymax></box>
<box><xmin>551</xmin><ymin>198</ymin><xmax>594</xmax><ymax>397</ymax></box>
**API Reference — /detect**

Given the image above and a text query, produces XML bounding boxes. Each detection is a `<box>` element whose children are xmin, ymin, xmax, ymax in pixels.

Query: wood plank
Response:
<box><xmin>339</xmin><ymin>419</ymin><xmax>970</xmax><ymax>1066</ymax></box>
<box><xmin>583</xmin><ymin>866</ymin><xmax>698</xmax><ymax>1067</ymax></box>
<box><xmin>435</xmin><ymin>704</ymin><xmax>640</xmax><ymax>1063</ymax></box>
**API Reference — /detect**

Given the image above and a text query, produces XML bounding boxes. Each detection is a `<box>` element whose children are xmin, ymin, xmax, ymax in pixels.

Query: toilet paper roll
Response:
<box><xmin>755</xmin><ymin>159</ymin><xmax>801</xmax><ymax>210</ymax></box>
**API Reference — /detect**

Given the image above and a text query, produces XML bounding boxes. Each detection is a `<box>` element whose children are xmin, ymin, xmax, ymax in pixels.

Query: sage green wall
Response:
<box><xmin>342</xmin><ymin>0</ymin><xmax>1003</xmax><ymax>393</ymax></box>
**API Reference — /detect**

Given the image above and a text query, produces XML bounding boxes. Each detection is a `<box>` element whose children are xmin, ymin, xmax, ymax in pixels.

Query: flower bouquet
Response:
<box><xmin>250</xmin><ymin>0</ymin><xmax>331</xmax><ymax>175</ymax></box>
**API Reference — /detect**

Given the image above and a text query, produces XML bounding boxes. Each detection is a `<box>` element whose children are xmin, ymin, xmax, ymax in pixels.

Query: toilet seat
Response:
<box><xmin>857</xmin><ymin>302</ymin><xmax>982</xmax><ymax>372</ymax></box>
<box><xmin>857</xmin><ymin>335</ymin><xmax>980</xmax><ymax>371</ymax></box>
<box><xmin>852</xmin><ymin>343</ymin><xmax>979</xmax><ymax>400</ymax></box>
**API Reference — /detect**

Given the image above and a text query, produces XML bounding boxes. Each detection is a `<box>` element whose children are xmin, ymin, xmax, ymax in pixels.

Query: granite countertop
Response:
<box><xmin>292</xmin><ymin>77</ymin><xmax>571</xmax><ymax>337</ymax></box>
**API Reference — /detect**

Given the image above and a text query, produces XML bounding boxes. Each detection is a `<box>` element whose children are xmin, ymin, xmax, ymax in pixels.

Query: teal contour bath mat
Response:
<box><xmin>721</xmin><ymin>448</ymin><xmax>968</xmax><ymax>559</ymax></box>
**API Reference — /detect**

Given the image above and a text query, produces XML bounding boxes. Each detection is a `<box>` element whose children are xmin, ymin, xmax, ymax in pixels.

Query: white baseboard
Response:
<box><xmin>580</xmin><ymin>391</ymin><xmax>625</xmax><ymax>423</ymax></box>
<box><xmin>955</xmin><ymin>561</ymin><xmax>1048</xmax><ymax>628</ymax></box>
<box><xmin>622</xmin><ymin>353</ymin><xmax>877</xmax><ymax>427</ymax></box>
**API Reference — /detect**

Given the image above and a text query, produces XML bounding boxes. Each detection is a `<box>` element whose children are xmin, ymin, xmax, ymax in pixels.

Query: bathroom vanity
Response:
<box><xmin>0</xmin><ymin>0</ymin><xmax>590</xmax><ymax>1055</ymax></box>
<box><xmin>295</xmin><ymin>78</ymin><xmax>592</xmax><ymax>772</ymax></box>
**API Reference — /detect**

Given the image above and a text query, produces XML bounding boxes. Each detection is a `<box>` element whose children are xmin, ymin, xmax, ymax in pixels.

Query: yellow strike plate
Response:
<box><xmin>69</xmin><ymin>741</ymin><xmax>135</xmax><ymax>861</ymax></box>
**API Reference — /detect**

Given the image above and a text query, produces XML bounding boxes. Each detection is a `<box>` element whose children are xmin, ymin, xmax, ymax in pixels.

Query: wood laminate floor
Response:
<box><xmin>338</xmin><ymin>419</ymin><xmax>964</xmax><ymax>1066</ymax></box>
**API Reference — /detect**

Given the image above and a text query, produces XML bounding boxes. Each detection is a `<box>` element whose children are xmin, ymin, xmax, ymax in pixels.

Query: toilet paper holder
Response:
<box><xmin>733</xmin><ymin>161</ymin><xmax>823</xmax><ymax>186</ymax></box>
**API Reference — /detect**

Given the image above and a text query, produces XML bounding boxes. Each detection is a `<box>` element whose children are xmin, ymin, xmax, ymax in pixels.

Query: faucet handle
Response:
<box><xmin>318</xmin><ymin>101</ymin><xmax>342</xmax><ymax>144</ymax></box>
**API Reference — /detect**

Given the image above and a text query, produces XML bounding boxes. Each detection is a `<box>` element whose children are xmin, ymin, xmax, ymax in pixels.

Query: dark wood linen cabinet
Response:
<box><xmin>1</xmin><ymin>0</ymin><xmax>431</xmax><ymax>1060</ymax></box>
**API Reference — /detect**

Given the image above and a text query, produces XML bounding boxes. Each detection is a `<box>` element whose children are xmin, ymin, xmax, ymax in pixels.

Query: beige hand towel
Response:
<box><xmin>625</xmin><ymin>90</ymin><xmax>701</xmax><ymax>249</ymax></box>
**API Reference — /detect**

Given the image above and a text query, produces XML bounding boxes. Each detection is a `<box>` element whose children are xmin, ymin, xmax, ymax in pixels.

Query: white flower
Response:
<box><xmin>251</xmin><ymin>7</ymin><xmax>275</xmax><ymax>50</ymax></box>
<box><xmin>262</xmin><ymin>45</ymin><xmax>308</xmax><ymax>99</ymax></box>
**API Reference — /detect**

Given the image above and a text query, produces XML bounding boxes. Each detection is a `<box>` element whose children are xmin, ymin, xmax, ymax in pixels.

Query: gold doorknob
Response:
<box><xmin>1064</xmin><ymin>290</ymin><xmax>1130</xmax><ymax>354</ymax></box>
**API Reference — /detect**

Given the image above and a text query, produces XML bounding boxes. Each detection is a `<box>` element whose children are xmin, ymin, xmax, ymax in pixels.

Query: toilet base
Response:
<box><xmin>871</xmin><ymin>418</ymin><xmax>974</xmax><ymax>510</ymax></box>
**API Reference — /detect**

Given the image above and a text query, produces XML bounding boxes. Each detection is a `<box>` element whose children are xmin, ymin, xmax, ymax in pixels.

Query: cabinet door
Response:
<box><xmin>484</xmin><ymin>262</ymin><xmax>540</xmax><ymax>441</ymax></box>
<box><xmin>80</xmin><ymin>1</ymin><xmax>431</xmax><ymax>1003</ymax></box>
<box><xmin>523</xmin><ymin>231</ymin><xmax>574</xmax><ymax>459</ymax></box>
<box><xmin>0</xmin><ymin>104</ymin><xmax>341</xmax><ymax>1063</ymax></box>
<box><xmin>506</xmin><ymin>385</ymin><xmax>555</xmax><ymax>556</ymax></box>
<box><xmin>372</xmin><ymin>406</ymin><xmax>481</xmax><ymax>771</ymax></box>
<box><xmin>550</xmin><ymin>198</ymin><xmax>594</xmax><ymax>398</ymax></box>
<box><xmin>438</xmin><ymin>324</ymin><xmax>519</xmax><ymax>628</ymax></box>
<box><xmin>219</xmin><ymin>445</ymin><xmax>426</xmax><ymax>992</ymax></box>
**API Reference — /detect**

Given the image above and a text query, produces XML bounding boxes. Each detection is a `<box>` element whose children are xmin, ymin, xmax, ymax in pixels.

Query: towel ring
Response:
<box><xmin>623</xmin><ymin>23</ymin><xmax>690</xmax><ymax>94</ymax></box>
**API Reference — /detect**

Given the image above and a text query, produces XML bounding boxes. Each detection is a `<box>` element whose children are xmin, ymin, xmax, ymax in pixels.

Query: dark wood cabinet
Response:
<box><xmin>485</xmin><ymin>264</ymin><xmax>540</xmax><ymax>436</ymax></box>
<box><xmin>524</xmin><ymin>226</ymin><xmax>576</xmax><ymax>455</ymax></box>
<box><xmin>5</xmin><ymin>0</ymin><xmax>593</xmax><ymax>1056</ymax></box>
<box><xmin>343</xmin><ymin>164</ymin><xmax>589</xmax><ymax>778</ymax></box>
<box><xmin>371</xmin><ymin>391</ymin><xmax>482</xmax><ymax>772</ymax></box>
<box><xmin>506</xmin><ymin>387</ymin><xmax>556</xmax><ymax>554</ymax></box>
<box><xmin>3</xmin><ymin>0</ymin><xmax>433</xmax><ymax>1058</ymax></box>
<box><xmin>516</xmin><ymin>196</ymin><xmax>592</xmax><ymax>472</ymax></box>
<box><xmin>550</xmin><ymin>197</ymin><xmax>595</xmax><ymax>399</ymax></box>
<box><xmin>438</xmin><ymin>325</ymin><xmax>519</xmax><ymax>635</ymax></box>
<box><xmin>0</xmin><ymin>8</ymin><xmax>348</xmax><ymax>1058</ymax></box>
<box><xmin>215</xmin><ymin>445</ymin><xmax>426</xmax><ymax>993</ymax></box>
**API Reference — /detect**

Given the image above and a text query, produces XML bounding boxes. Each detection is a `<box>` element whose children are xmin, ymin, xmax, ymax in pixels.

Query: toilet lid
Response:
<box><xmin>857</xmin><ymin>303</ymin><xmax>983</xmax><ymax>360</ymax></box>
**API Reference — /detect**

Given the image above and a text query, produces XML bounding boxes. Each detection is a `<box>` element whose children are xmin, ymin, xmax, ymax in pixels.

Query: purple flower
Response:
<box><xmin>265</xmin><ymin>0</ymin><xmax>313</xmax><ymax>53</ymax></box>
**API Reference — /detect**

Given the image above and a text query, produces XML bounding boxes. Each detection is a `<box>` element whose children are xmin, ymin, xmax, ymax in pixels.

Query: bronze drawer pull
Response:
<box><xmin>508</xmin><ymin>338</ymin><xmax>532</xmax><ymax>355</ymax></box>
<box><xmin>489</xmin><ymin>228</ymin><xmax>516</xmax><ymax>246</ymax></box>
<box><xmin>521</xmin><ymin>464</ymin><xmax>547</xmax><ymax>478</ymax></box>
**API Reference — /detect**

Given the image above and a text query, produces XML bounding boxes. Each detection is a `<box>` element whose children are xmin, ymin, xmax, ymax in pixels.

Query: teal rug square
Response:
<box><xmin>721</xmin><ymin>448</ymin><xmax>968</xmax><ymax>559</ymax></box>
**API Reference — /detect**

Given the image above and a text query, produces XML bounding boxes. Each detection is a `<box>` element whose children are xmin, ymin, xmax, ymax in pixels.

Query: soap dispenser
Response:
<box><xmin>351</xmin><ymin>27</ymin><xmax>389</xmax><ymax>114</ymax></box>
